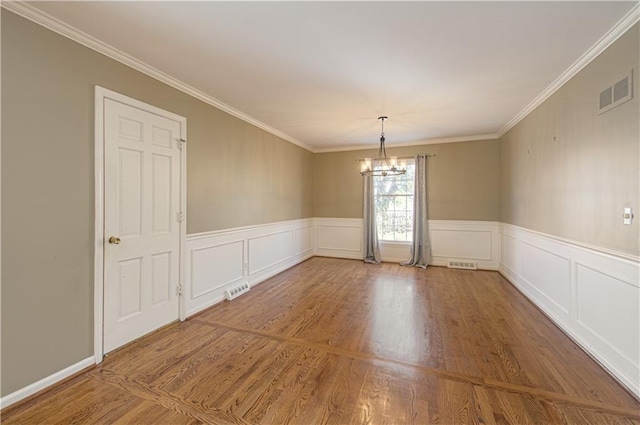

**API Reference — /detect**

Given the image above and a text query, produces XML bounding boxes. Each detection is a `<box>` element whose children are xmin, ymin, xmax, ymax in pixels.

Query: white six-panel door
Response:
<box><xmin>103</xmin><ymin>98</ymin><xmax>182</xmax><ymax>353</ymax></box>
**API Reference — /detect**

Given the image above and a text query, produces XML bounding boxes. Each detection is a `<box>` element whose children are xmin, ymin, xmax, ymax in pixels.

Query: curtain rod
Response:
<box><xmin>355</xmin><ymin>154</ymin><xmax>436</xmax><ymax>162</ymax></box>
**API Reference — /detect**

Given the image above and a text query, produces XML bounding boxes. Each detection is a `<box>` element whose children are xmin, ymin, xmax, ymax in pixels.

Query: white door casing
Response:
<box><xmin>95</xmin><ymin>87</ymin><xmax>187</xmax><ymax>359</ymax></box>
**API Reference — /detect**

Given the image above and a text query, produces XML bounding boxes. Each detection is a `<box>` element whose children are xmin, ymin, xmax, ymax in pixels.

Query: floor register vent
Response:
<box><xmin>448</xmin><ymin>261</ymin><xmax>477</xmax><ymax>270</ymax></box>
<box><xmin>225</xmin><ymin>283</ymin><xmax>250</xmax><ymax>300</ymax></box>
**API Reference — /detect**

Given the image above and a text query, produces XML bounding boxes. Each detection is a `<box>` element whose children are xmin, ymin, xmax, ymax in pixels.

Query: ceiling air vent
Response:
<box><xmin>599</xmin><ymin>69</ymin><xmax>633</xmax><ymax>114</ymax></box>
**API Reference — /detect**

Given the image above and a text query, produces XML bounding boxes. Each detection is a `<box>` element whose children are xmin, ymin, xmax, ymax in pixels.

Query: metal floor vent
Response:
<box><xmin>225</xmin><ymin>283</ymin><xmax>250</xmax><ymax>300</ymax></box>
<box><xmin>448</xmin><ymin>261</ymin><xmax>477</xmax><ymax>270</ymax></box>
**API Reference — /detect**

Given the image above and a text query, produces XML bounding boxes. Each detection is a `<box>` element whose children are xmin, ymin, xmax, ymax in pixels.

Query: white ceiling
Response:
<box><xmin>25</xmin><ymin>1</ymin><xmax>638</xmax><ymax>151</ymax></box>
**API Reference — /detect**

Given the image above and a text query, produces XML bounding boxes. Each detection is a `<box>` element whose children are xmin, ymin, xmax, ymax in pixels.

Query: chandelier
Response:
<box><xmin>360</xmin><ymin>116</ymin><xmax>407</xmax><ymax>177</ymax></box>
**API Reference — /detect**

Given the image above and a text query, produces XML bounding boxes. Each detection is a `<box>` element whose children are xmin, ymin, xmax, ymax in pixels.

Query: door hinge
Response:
<box><xmin>176</xmin><ymin>284</ymin><xmax>183</xmax><ymax>296</ymax></box>
<box><xmin>178</xmin><ymin>138</ymin><xmax>187</xmax><ymax>150</ymax></box>
<box><xmin>177</xmin><ymin>211</ymin><xmax>184</xmax><ymax>223</ymax></box>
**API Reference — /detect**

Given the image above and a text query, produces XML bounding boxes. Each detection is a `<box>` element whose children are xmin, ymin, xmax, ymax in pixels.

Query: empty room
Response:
<box><xmin>1</xmin><ymin>1</ymin><xmax>639</xmax><ymax>424</ymax></box>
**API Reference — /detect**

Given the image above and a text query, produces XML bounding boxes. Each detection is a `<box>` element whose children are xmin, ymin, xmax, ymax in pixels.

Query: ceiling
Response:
<box><xmin>24</xmin><ymin>1</ymin><xmax>638</xmax><ymax>151</ymax></box>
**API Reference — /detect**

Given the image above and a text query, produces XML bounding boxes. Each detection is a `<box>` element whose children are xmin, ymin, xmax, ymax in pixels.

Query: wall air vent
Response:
<box><xmin>599</xmin><ymin>87</ymin><xmax>613</xmax><ymax>110</ymax></box>
<box><xmin>225</xmin><ymin>283</ymin><xmax>250</xmax><ymax>301</ymax></box>
<box><xmin>447</xmin><ymin>261</ymin><xmax>477</xmax><ymax>270</ymax></box>
<box><xmin>599</xmin><ymin>69</ymin><xmax>633</xmax><ymax>114</ymax></box>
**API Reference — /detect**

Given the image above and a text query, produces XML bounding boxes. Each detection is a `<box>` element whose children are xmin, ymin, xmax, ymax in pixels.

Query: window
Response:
<box><xmin>374</xmin><ymin>160</ymin><xmax>415</xmax><ymax>242</ymax></box>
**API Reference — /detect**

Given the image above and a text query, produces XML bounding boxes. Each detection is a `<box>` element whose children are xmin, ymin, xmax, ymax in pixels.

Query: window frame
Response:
<box><xmin>373</xmin><ymin>159</ymin><xmax>415</xmax><ymax>243</ymax></box>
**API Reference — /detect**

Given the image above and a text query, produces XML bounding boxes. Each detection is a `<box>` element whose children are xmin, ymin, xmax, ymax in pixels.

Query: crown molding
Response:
<box><xmin>497</xmin><ymin>3</ymin><xmax>640</xmax><ymax>138</ymax></box>
<box><xmin>1</xmin><ymin>1</ymin><xmax>314</xmax><ymax>153</ymax></box>
<box><xmin>5</xmin><ymin>1</ymin><xmax>638</xmax><ymax>151</ymax></box>
<box><xmin>313</xmin><ymin>133</ymin><xmax>498</xmax><ymax>153</ymax></box>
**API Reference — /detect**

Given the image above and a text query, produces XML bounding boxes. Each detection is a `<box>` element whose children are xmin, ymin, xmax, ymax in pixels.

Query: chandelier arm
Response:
<box><xmin>381</xmin><ymin>138</ymin><xmax>387</xmax><ymax>163</ymax></box>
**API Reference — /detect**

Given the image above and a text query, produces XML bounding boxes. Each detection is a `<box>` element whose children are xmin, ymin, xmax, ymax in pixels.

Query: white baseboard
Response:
<box><xmin>499</xmin><ymin>223</ymin><xmax>639</xmax><ymax>397</ymax></box>
<box><xmin>0</xmin><ymin>356</ymin><xmax>94</xmax><ymax>409</ymax></box>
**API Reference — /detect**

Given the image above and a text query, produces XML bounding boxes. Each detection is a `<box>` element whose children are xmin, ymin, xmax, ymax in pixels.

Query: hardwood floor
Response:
<box><xmin>3</xmin><ymin>257</ymin><xmax>639</xmax><ymax>424</ymax></box>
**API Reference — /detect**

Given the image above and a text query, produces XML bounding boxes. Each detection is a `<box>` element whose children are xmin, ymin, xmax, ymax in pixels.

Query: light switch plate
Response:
<box><xmin>623</xmin><ymin>207</ymin><xmax>634</xmax><ymax>225</ymax></box>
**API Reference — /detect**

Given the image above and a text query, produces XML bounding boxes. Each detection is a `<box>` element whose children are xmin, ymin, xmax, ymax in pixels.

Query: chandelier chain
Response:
<box><xmin>360</xmin><ymin>116</ymin><xmax>407</xmax><ymax>177</ymax></box>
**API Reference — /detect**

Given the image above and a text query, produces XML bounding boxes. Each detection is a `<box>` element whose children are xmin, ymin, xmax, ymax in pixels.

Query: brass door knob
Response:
<box><xmin>108</xmin><ymin>236</ymin><xmax>121</xmax><ymax>245</ymax></box>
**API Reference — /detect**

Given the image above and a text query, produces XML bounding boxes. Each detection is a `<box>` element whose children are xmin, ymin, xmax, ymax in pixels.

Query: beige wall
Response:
<box><xmin>500</xmin><ymin>24</ymin><xmax>639</xmax><ymax>256</ymax></box>
<box><xmin>2</xmin><ymin>8</ymin><xmax>637</xmax><ymax>400</ymax></box>
<box><xmin>1</xmin><ymin>11</ymin><xmax>312</xmax><ymax>396</ymax></box>
<box><xmin>313</xmin><ymin>139</ymin><xmax>500</xmax><ymax>221</ymax></box>
<box><xmin>186</xmin><ymin>110</ymin><xmax>313</xmax><ymax>232</ymax></box>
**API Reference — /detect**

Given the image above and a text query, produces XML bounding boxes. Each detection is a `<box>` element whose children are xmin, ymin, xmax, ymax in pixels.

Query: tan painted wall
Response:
<box><xmin>2</xmin><ymin>8</ymin><xmax>637</xmax><ymax>400</ymax></box>
<box><xmin>313</xmin><ymin>139</ymin><xmax>500</xmax><ymax>221</ymax></box>
<box><xmin>1</xmin><ymin>11</ymin><xmax>312</xmax><ymax>396</ymax></box>
<box><xmin>499</xmin><ymin>24</ymin><xmax>639</xmax><ymax>256</ymax></box>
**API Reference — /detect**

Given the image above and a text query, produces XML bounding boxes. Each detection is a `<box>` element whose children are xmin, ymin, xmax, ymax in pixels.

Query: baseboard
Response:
<box><xmin>0</xmin><ymin>356</ymin><xmax>95</xmax><ymax>409</ymax></box>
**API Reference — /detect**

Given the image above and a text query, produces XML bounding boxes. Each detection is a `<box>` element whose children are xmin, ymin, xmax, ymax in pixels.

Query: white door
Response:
<box><xmin>103</xmin><ymin>98</ymin><xmax>182</xmax><ymax>353</ymax></box>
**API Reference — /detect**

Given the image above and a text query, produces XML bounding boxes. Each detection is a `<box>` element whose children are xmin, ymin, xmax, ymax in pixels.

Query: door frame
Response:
<box><xmin>94</xmin><ymin>86</ymin><xmax>187</xmax><ymax>364</ymax></box>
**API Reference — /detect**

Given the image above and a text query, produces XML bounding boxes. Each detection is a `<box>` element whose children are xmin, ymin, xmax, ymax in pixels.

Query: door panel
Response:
<box><xmin>118</xmin><ymin>257</ymin><xmax>143</xmax><ymax>318</ymax></box>
<box><xmin>151</xmin><ymin>252</ymin><xmax>172</xmax><ymax>305</ymax></box>
<box><xmin>104</xmin><ymin>98</ymin><xmax>181</xmax><ymax>353</ymax></box>
<box><xmin>151</xmin><ymin>153</ymin><xmax>173</xmax><ymax>234</ymax></box>
<box><xmin>118</xmin><ymin>148</ymin><xmax>143</xmax><ymax>237</ymax></box>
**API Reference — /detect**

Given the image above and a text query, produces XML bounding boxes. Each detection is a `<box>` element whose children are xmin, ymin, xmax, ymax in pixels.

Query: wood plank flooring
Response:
<box><xmin>3</xmin><ymin>257</ymin><xmax>639</xmax><ymax>424</ymax></box>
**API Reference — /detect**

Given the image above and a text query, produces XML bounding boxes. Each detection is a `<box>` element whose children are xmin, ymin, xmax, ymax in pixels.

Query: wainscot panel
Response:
<box><xmin>429</xmin><ymin>221</ymin><xmax>499</xmax><ymax>269</ymax></box>
<box><xmin>185</xmin><ymin>218</ymin><xmax>314</xmax><ymax>316</ymax></box>
<box><xmin>518</xmin><ymin>240</ymin><xmax>571</xmax><ymax>317</ymax></box>
<box><xmin>379</xmin><ymin>242</ymin><xmax>411</xmax><ymax>263</ymax></box>
<box><xmin>248</xmin><ymin>231</ymin><xmax>294</xmax><ymax>275</ymax></box>
<box><xmin>190</xmin><ymin>241</ymin><xmax>244</xmax><ymax>299</ymax></box>
<box><xmin>313</xmin><ymin>219</ymin><xmax>499</xmax><ymax>269</ymax></box>
<box><xmin>314</xmin><ymin>218</ymin><xmax>364</xmax><ymax>260</ymax></box>
<box><xmin>499</xmin><ymin>223</ymin><xmax>640</xmax><ymax>397</ymax></box>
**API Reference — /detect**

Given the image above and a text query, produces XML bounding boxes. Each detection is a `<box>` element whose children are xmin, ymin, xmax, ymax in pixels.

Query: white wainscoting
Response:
<box><xmin>314</xmin><ymin>218</ymin><xmax>364</xmax><ymax>260</ymax></box>
<box><xmin>188</xmin><ymin>218</ymin><xmax>499</xmax><ymax>317</ymax></box>
<box><xmin>313</xmin><ymin>218</ymin><xmax>500</xmax><ymax>269</ymax></box>
<box><xmin>8</xmin><ymin>218</ymin><xmax>634</xmax><ymax>409</ymax></box>
<box><xmin>185</xmin><ymin>218</ymin><xmax>314</xmax><ymax>316</ymax></box>
<box><xmin>429</xmin><ymin>221</ymin><xmax>499</xmax><ymax>269</ymax></box>
<box><xmin>499</xmin><ymin>223</ymin><xmax>640</xmax><ymax>397</ymax></box>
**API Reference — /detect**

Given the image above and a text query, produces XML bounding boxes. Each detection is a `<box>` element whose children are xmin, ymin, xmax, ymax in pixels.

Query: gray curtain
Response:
<box><xmin>363</xmin><ymin>175</ymin><xmax>381</xmax><ymax>264</ymax></box>
<box><xmin>403</xmin><ymin>155</ymin><xmax>431</xmax><ymax>268</ymax></box>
